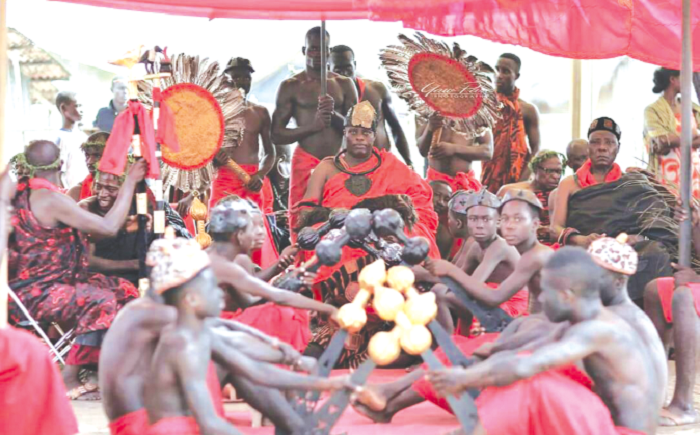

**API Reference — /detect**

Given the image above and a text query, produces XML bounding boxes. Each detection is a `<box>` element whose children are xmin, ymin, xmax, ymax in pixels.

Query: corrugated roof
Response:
<box><xmin>8</xmin><ymin>28</ymin><xmax>70</xmax><ymax>82</ymax></box>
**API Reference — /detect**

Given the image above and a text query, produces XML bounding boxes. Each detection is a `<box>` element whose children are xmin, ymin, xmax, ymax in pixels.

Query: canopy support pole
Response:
<box><xmin>0</xmin><ymin>0</ymin><xmax>8</xmax><ymax>329</ymax></box>
<box><xmin>680</xmin><ymin>0</ymin><xmax>693</xmax><ymax>267</ymax></box>
<box><xmin>321</xmin><ymin>20</ymin><xmax>327</xmax><ymax>96</ymax></box>
<box><xmin>571</xmin><ymin>59</ymin><xmax>582</xmax><ymax>139</ymax></box>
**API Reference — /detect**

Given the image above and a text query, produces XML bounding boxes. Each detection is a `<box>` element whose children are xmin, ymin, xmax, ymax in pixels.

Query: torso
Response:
<box><xmin>574</xmin><ymin>309</ymin><xmax>659</xmax><ymax>433</ymax></box>
<box><xmin>465</xmin><ymin>237</ymin><xmax>518</xmax><ymax>283</ymax></box>
<box><xmin>100</xmin><ymin>299</ymin><xmax>175</xmax><ymax>420</ymax></box>
<box><xmin>428</xmin><ymin>123</ymin><xmax>477</xmax><ymax>176</ymax></box>
<box><xmin>219</xmin><ymin>104</ymin><xmax>266</xmax><ymax>166</ymax></box>
<box><xmin>145</xmin><ymin>326</ymin><xmax>213</xmax><ymax>422</ymax></box>
<box><xmin>284</xmin><ymin>71</ymin><xmax>349</xmax><ymax>159</ymax></box>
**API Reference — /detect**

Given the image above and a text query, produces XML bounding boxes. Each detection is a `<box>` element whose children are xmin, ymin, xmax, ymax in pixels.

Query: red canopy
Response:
<box><xmin>52</xmin><ymin>0</ymin><xmax>697</xmax><ymax>69</ymax></box>
<box><xmin>360</xmin><ymin>0</ymin><xmax>700</xmax><ymax>71</ymax></box>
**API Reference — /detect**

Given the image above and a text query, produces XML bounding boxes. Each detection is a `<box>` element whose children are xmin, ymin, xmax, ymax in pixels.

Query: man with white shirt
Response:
<box><xmin>55</xmin><ymin>91</ymin><xmax>89</xmax><ymax>188</ymax></box>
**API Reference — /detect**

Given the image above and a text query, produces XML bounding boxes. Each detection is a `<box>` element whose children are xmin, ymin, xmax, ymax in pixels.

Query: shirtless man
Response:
<box><xmin>207</xmin><ymin>199</ymin><xmax>338</xmax><ymax>350</ymax></box>
<box><xmin>67</xmin><ymin>132</ymin><xmax>107</xmax><ymax>201</ymax></box>
<box><xmin>208</xmin><ymin>57</ymin><xmax>276</xmax><ymax>210</ymax></box>
<box><xmin>428</xmin><ymin>247</ymin><xmax>660</xmax><ymax>435</ymax></box>
<box><xmin>426</xmin><ymin>190</ymin><xmax>522</xmax><ymax>333</ymax></box>
<box><xmin>330</xmin><ymin>44</ymin><xmax>412</xmax><ymax>166</ymax></box>
<box><xmin>418</xmin><ymin>113</ymin><xmax>492</xmax><ymax>193</ymax></box>
<box><xmin>143</xmin><ymin>238</ymin><xmax>351</xmax><ymax>435</ymax></box>
<box><xmin>100</xmin><ymin>290</ymin><xmax>344</xmax><ymax>434</ymax></box>
<box><xmin>428</xmin><ymin>189</ymin><xmax>552</xmax><ymax>315</ymax></box>
<box><xmin>429</xmin><ymin>180</ymin><xmax>453</xmax><ymax>259</ymax></box>
<box><xmin>272</xmin><ymin>27</ymin><xmax>358</xmax><ymax>219</ymax></box>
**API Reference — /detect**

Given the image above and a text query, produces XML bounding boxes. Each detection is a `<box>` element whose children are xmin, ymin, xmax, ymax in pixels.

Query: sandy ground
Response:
<box><xmin>73</xmin><ymin>361</ymin><xmax>700</xmax><ymax>435</ymax></box>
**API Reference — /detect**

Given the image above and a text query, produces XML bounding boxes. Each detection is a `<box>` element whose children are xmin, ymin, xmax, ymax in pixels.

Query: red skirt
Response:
<box><xmin>657</xmin><ymin>277</ymin><xmax>700</xmax><ymax>322</ymax></box>
<box><xmin>109</xmin><ymin>408</ymin><xmax>149</xmax><ymax>435</ymax></box>
<box><xmin>477</xmin><ymin>370</ymin><xmax>636</xmax><ymax>435</ymax></box>
<box><xmin>147</xmin><ymin>416</ymin><xmax>200</xmax><ymax>435</ymax></box>
<box><xmin>222</xmin><ymin>302</ymin><xmax>311</xmax><ymax>352</ymax></box>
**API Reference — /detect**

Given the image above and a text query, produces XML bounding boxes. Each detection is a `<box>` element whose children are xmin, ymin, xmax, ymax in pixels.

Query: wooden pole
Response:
<box><xmin>321</xmin><ymin>20</ymin><xmax>327</xmax><ymax>96</ymax></box>
<box><xmin>571</xmin><ymin>59</ymin><xmax>582</xmax><ymax>139</ymax></box>
<box><xmin>679</xmin><ymin>0</ymin><xmax>693</xmax><ymax>267</ymax></box>
<box><xmin>0</xmin><ymin>0</ymin><xmax>8</xmax><ymax>329</ymax></box>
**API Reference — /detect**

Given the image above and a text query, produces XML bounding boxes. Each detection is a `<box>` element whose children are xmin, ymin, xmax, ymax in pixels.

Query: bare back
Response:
<box><xmin>608</xmin><ymin>301</ymin><xmax>668</xmax><ymax>408</ymax></box>
<box><xmin>99</xmin><ymin>298</ymin><xmax>176</xmax><ymax>420</ymax></box>
<box><xmin>572</xmin><ymin>309</ymin><xmax>659</xmax><ymax>433</ymax></box>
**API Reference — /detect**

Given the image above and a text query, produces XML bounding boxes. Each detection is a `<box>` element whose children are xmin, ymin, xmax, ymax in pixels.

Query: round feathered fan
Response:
<box><xmin>138</xmin><ymin>54</ymin><xmax>246</xmax><ymax>193</ymax></box>
<box><xmin>380</xmin><ymin>33</ymin><xmax>501</xmax><ymax>136</ymax></box>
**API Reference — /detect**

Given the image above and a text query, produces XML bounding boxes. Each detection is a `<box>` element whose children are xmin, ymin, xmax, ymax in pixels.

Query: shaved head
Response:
<box><xmin>25</xmin><ymin>140</ymin><xmax>60</xmax><ymax>167</ymax></box>
<box><xmin>566</xmin><ymin>139</ymin><xmax>588</xmax><ymax>156</ymax></box>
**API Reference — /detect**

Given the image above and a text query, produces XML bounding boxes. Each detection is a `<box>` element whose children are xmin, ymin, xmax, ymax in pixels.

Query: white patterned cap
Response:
<box><xmin>147</xmin><ymin>237</ymin><xmax>211</xmax><ymax>295</ymax></box>
<box><xmin>587</xmin><ymin>233</ymin><xmax>638</xmax><ymax>276</ymax></box>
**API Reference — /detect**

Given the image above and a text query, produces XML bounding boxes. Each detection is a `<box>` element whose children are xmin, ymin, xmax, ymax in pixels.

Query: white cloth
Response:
<box><xmin>55</xmin><ymin>128</ymin><xmax>88</xmax><ymax>189</ymax></box>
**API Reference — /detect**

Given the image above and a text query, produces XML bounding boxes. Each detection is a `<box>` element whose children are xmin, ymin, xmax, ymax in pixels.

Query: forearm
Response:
<box><xmin>692</xmin><ymin>226</ymin><xmax>700</xmax><ymax>258</ymax></box>
<box><xmin>258</xmin><ymin>153</ymin><xmax>275</xmax><ymax>178</ymax></box>
<box><xmin>88</xmin><ymin>255</ymin><xmax>138</xmax><ymax>272</ymax></box>
<box><xmin>257</xmin><ymin>264</ymin><xmax>280</xmax><ymax>282</ymax></box>
<box><xmin>272</xmin><ymin>124</ymin><xmax>318</xmax><ymax>146</ymax></box>
<box><xmin>417</xmin><ymin>129</ymin><xmax>434</xmax><ymax>157</ymax></box>
<box><xmin>446</xmin><ymin>268</ymin><xmax>507</xmax><ymax>307</ymax></box>
<box><xmin>275</xmin><ymin>291</ymin><xmax>336</xmax><ymax>315</ymax></box>
<box><xmin>211</xmin><ymin>318</ymin><xmax>281</xmax><ymax>347</ymax></box>
<box><xmin>330</xmin><ymin>111</ymin><xmax>346</xmax><ymax>132</ymax></box>
<box><xmin>453</xmin><ymin>145</ymin><xmax>492</xmax><ymax>161</ymax></box>
<box><xmin>393</xmin><ymin>132</ymin><xmax>412</xmax><ymax>166</ymax></box>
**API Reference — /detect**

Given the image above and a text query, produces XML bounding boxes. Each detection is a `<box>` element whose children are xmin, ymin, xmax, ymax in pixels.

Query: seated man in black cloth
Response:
<box><xmin>550</xmin><ymin>116</ymin><xmax>673</xmax><ymax>304</ymax></box>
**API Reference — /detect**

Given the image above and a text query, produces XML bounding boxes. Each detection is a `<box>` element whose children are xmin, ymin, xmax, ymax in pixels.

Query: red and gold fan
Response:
<box><xmin>380</xmin><ymin>33</ymin><xmax>501</xmax><ymax>140</ymax></box>
<box><xmin>138</xmin><ymin>54</ymin><xmax>248</xmax><ymax>247</ymax></box>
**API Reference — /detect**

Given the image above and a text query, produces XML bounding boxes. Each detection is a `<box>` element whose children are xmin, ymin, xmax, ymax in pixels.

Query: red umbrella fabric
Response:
<box><xmin>359</xmin><ymin>0</ymin><xmax>700</xmax><ymax>71</ymax></box>
<box><xmin>52</xmin><ymin>0</ymin><xmax>698</xmax><ymax>69</ymax></box>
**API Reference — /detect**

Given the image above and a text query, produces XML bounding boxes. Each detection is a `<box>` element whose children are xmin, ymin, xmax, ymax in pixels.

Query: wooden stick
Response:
<box><xmin>321</xmin><ymin>20</ymin><xmax>327</xmax><ymax>96</ymax></box>
<box><xmin>679</xmin><ymin>0</ymin><xmax>693</xmax><ymax>267</ymax></box>
<box><xmin>0</xmin><ymin>0</ymin><xmax>8</xmax><ymax>329</ymax></box>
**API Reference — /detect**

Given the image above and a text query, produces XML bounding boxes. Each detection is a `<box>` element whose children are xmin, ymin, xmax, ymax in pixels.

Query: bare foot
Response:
<box><xmin>354</xmin><ymin>385</ymin><xmax>388</xmax><ymax>412</ymax></box>
<box><xmin>659</xmin><ymin>405</ymin><xmax>700</xmax><ymax>426</ymax></box>
<box><xmin>61</xmin><ymin>365</ymin><xmax>82</xmax><ymax>392</ymax></box>
<box><xmin>351</xmin><ymin>402</ymin><xmax>393</xmax><ymax>424</ymax></box>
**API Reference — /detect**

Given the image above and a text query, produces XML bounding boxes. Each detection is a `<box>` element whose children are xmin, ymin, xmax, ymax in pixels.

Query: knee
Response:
<box><xmin>672</xmin><ymin>286</ymin><xmax>694</xmax><ymax>310</ymax></box>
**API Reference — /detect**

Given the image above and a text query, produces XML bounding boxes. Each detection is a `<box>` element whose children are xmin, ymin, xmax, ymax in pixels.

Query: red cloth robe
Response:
<box><xmin>289</xmin><ymin>146</ymin><xmax>322</xmax><ymax>238</ymax></box>
<box><xmin>426</xmin><ymin>166</ymin><xmax>482</xmax><ymax>193</ymax></box>
<box><xmin>656</xmin><ymin>277</ymin><xmax>700</xmax><ymax>322</ymax></box>
<box><xmin>209</xmin><ymin>164</ymin><xmax>278</xmax><ymax>269</ymax></box>
<box><xmin>297</xmin><ymin>149</ymin><xmax>440</xmax><ymax>285</ymax></box>
<box><xmin>79</xmin><ymin>173</ymin><xmax>94</xmax><ymax>200</ymax></box>
<box><xmin>109</xmin><ymin>362</ymin><xmax>223</xmax><ymax>435</ymax></box>
<box><xmin>8</xmin><ymin>181</ymin><xmax>139</xmax><ymax>365</ymax></box>
<box><xmin>146</xmin><ymin>416</ymin><xmax>200</xmax><ymax>435</ymax></box>
<box><xmin>481</xmin><ymin>88</ymin><xmax>530</xmax><ymax>193</ymax></box>
<box><xmin>0</xmin><ymin>326</ymin><xmax>79</xmax><ymax>435</ymax></box>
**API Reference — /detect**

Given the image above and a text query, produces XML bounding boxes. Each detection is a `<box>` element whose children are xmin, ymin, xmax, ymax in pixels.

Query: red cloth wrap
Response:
<box><xmin>426</xmin><ymin>166</ymin><xmax>483</xmax><ymax>193</ymax></box>
<box><xmin>155</xmin><ymin>101</ymin><xmax>180</xmax><ymax>152</ymax></box>
<box><xmin>79</xmin><ymin>173</ymin><xmax>94</xmax><ymax>200</ymax></box>
<box><xmin>356</xmin><ymin>77</ymin><xmax>366</xmax><ymax>101</ymax></box>
<box><xmin>297</xmin><ymin>150</ymin><xmax>440</xmax><ymax>284</ymax></box>
<box><xmin>100</xmin><ymin>100</ymin><xmax>164</xmax><ymax>179</ymax></box>
<box><xmin>209</xmin><ymin>163</ymin><xmax>279</xmax><ymax>268</ymax></box>
<box><xmin>476</xmin><ymin>369</ymin><xmax>635</xmax><ymax>435</ymax></box>
<box><xmin>0</xmin><ymin>326</ymin><xmax>79</xmax><ymax>435</ymax></box>
<box><xmin>481</xmin><ymin>88</ymin><xmax>530</xmax><ymax>193</ymax></box>
<box><xmin>221</xmin><ymin>303</ymin><xmax>311</xmax><ymax>352</ymax></box>
<box><xmin>65</xmin><ymin>343</ymin><xmax>101</xmax><ymax>365</ymax></box>
<box><xmin>146</xmin><ymin>416</ymin><xmax>200</xmax><ymax>435</ymax></box>
<box><xmin>657</xmin><ymin>277</ymin><xmax>700</xmax><ymax>322</ymax></box>
<box><xmin>109</xmin><ymin>408</ymin><xmax>149</xmax><ymax>435</ymax></box>
<box><xmin>289</xmin><ymin>146</ymin><xmax>322</xmax><ymax>238</ymax></box>
<box><xmin>575</xmin><ymin>159</ymin><xmax>623</xmax><ymax>188</ymax></box>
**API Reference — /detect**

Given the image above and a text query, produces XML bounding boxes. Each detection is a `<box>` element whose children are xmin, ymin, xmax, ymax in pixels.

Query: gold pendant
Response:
<box><xmin>345</xmin><ymin>175</ymin><xmax>372</xmax><ymax>196</ymax></box>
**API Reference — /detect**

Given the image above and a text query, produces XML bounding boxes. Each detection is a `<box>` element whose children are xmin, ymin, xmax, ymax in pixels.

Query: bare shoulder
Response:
<box><xmin>314</xmin><ymin>158</ymin><xmax>338</xmax><ymax>175</ymax></box>
<box><xmin>365</xmin><ymin>79</ymin><xmax>388</xmax><ymax>94</ymax></box>
<box><xmin>558</xmin><ymin>175</ymin><xmax>577</xmax><ymax>192</ymax></box>
<box><xmin>233</xmin><ymin>253</ymin><xmax>256</xmax><ymax>273</ymax></box>
<box><xmin>487</xmin><ymin>237</ymin><xmax>511</xmax><ymax>255</ymax></box>
<box><xmin>252</xmin><ymin>104</ymin><xmax>271</xmax><ymax>119</ymax></box>
<box><xmin>158</xmin><ymin>327</ymin><xmax>189</xmax><ymax>353</ymax></box>
<box><xmin>78</xmin><ymin>196</ymin><xmax>95</xmax><ymax>211</ymax></box>
<box><xmin>519</xmin><ymin>100</ymin><xmax>539</xmax><ymax>118</ymax></box>
<box><xmin>522</xmin><ymin>243</ymin><xmax>554</xmax><ymax>268</ymax></box>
